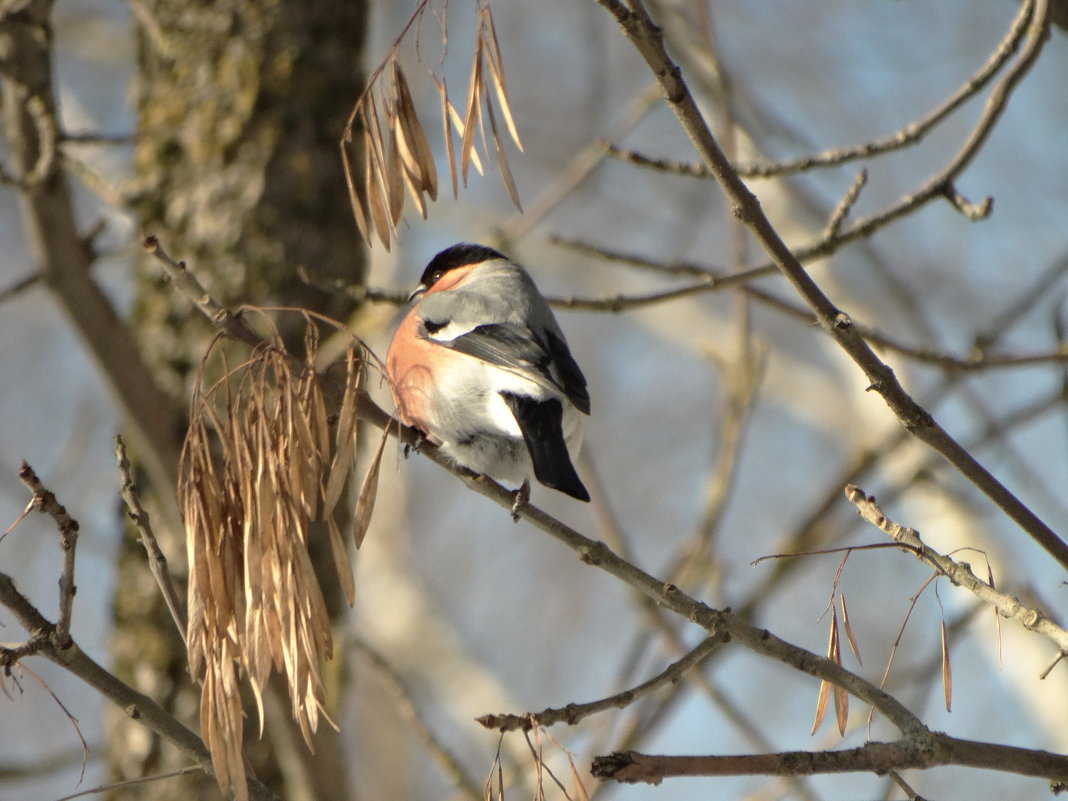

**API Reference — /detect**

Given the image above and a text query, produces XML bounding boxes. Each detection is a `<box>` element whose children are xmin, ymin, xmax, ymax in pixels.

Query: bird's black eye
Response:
<box><xmin>428</xmin><ymin>269</ymin><xmax>444</xmax><ymax>285</ymax></box>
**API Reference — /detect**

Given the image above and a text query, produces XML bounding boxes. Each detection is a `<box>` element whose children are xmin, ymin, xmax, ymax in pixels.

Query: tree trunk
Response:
<box><xmin>108</xmin><ymin>3</ymin><xmax>368</xmax><ymax>799</ymax></box>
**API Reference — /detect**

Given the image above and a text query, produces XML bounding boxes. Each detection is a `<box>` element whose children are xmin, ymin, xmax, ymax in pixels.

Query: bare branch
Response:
<box><xmin>16</xmin><ymin>461</ymin><xmax>78</xmax><ymax>648</ymax></box>
<box><xmin>943</xmin><ymin>182</ymin><xmax>993</xmax><ymax>221</ymax></box>
<box><xmin>141</xmin><ymin>234</ymin><xmax>264</xmax><ymax>350</ymax></box>
<box><xmin>54</xmin><ymin>766</ymin><xmax>202</xmax><ymax>801</ymax></box>
<box><xmin>822</xmin><ymin>169</ymin><xmax>868</xmax><ymax>240</ymax></box>
<box><xmin>149</xmin><ymin>231</ymin><xmax>1068</xmax><ymax>795</ymax></box>
<box><xmin>113</xmin><ymin>434</ymin><xmax>187</xmax><ymax>638</ymax></box>
<box><xmin>844</xmin><ymin>484</ymin><xmax>1068</xmax><ymax>657</ymax></box>
<box><xmin>1039</xmin><ymin>651</ymin><xmax>1067</xmax><ymax>680</ymax></box>
<box><xmin>0</xmin><ymin>571</ymin><xmax>283</xmax><ymax>801</ymax></box>
<box><xmin>351</xmin><ymin>638</ymin><xmax>483</xmax><ymax>800</ymax></box>
<box><xmin>0</xmin><ymin>270</ymin><xmax>40</xmax><ymax>304</ymax></box>
<box><xmin>59</xmin><ymin>130</ymin><xmax>133</xmax><ymax>145</ymax></box>
<box><xmin>888</xmin><ymin>770</ymin><xmax>930</xmax><ymax>801</ymax></box>
<box><xmin>477</xmin><ymin>636</ymin><xmax>723</xmax><ymax>732</ymax></box>
<box><xmin>592</xmin><ymin>735</ymin><xmax>1068</xmax><ymax>784</ymax></box>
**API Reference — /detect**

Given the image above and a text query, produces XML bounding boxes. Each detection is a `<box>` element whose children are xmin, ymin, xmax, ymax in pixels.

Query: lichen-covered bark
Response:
<box><xmin>110</xmin><ymin>2</ymin><xmax>367</xmax><ymax>799</ymax></box>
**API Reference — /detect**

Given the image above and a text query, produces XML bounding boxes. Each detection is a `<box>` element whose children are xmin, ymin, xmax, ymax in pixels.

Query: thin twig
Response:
<box><xmin>590</xmin><ymin>603</ymin><xmax>823</xmax><ymax>801</ymax></box>
<box><xmin>351</xmin><ymin>637</ymin><xmax>483</xmax><ymax>801</ymax></box>
<box><xmin>142</xmin><ymin>234</ymin><xmax>264</xmax><ymax>350</ymax></box>
<box><xmin>0</xmin><ymin>270</ymin><xmax>40</xmax><ymax>304</ymax></box>
<box><xmin>943</xmin><ymin>182</ymin><xmax>993</xmax><ymax>221</ymax></box>
<box><xmin>53</xmin><ymin>766</ymin><xmax>203</xmax><ymax>801</ymax></box>
<box><xmin>16</xmin><ymin>461</ymin><xmax>78</xmax><ymax>648</ymax></box>
<box><xmin>477</xmin><ymin>636</ymin><xmax>722</xmax><ymax>732</ymax></box>
<box><xmin>114</xmin><ymin>434</ymin><xmax>187</xmax><ymax>638</ymax></box>
<box><xmin>17</xmin><ymin>661</ymin><xmax>89</xmax><ymax>781</ymax></box>
<box><xmin>60</xmin><ymin>130</ymin><xmax>134</xmax><ymax>145</ymax></box>
<box><xmin>297</xmin><ymin>270</ymin><xmax>410</xmax><ymax>306</ymax></box>
<box><xmin>1038</xmin><ymin>650</ymin><xmax>1067</xmax><ymax>680</ymax></box>
<box><xmin>604</xmin><ymin>0</ymin><xmax>1032</xmax><ymax>181</ymax></box>
<box><xmin>822</xmin><ymin>170</ymin><xmax>868</xmax><ymax>240</ymax></box>
<box><xmin>844</xmin><ymin>484</ymin><xmax>1068</xmax><ymax>656</ymax></box>
<box><xmin>888</xmin><ymin>769</ymin><xmax>930</xmax><ymax>801</ymax></box>
<box><xmin>0</xmin><ymin>571</ymin><xmax>282</xmax><ymax>801</ymax></box>
<box><xmin>551</xmin><ymin>236</ymin><xmax>1068</xmax><ymax>372</ymax></box>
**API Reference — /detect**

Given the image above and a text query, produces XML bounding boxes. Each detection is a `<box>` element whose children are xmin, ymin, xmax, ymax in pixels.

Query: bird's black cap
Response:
<box><xmin>419</xmin><ymin>243</ymin><xmax>507</xmax><ymax>288</ymax></box>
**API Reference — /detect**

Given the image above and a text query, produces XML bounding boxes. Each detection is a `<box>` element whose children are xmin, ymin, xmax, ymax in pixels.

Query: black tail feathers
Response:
<box><xmin>501</xmin><ymin>393</ymin><xmax>589</xmax><ymax>502</ymax></box>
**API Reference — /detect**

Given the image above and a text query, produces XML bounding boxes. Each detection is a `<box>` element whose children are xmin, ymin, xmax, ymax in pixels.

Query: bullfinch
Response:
<box><xmin>386</xmin><ymin>243</ymin><xmax>590</xmax><ymax>508</ymax></box>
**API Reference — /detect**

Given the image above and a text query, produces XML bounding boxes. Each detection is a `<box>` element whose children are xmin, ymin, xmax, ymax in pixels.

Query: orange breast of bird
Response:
<box><xmin>385</xmin><ymin>307</ymin><xmax>442</xmax><ymax>439</ymax></box>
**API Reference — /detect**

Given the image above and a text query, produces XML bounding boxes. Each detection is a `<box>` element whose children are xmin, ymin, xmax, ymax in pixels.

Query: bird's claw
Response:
<box><xmin>403</xmin><ymin>430</ymin><xmax>428</xmax><ymax>458</ymax></box>
<box><xmin>510</xmin><ymin>480</ymin><xmax>531</xmax><ymax>522</ymax></box>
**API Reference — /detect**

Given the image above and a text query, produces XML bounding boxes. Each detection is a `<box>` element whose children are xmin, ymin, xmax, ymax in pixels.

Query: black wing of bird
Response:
<box><xmin>430</xmin><ymin>322</ymin><xmax>590</xmax><ymax>414</ymax></box>
<box><xmin>425</xmin><ymin>322</ymin><xmax>589</xmax><ymax>414</ymax></box>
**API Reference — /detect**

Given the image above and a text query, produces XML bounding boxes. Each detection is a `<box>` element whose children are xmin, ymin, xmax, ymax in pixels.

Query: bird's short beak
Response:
<box><xmin>407</xmin><ymin>285</ymin><xmax>427</xmax><ymax>304</ymax></box>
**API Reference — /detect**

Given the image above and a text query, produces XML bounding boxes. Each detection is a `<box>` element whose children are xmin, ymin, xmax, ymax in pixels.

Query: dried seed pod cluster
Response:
<box><xmin>179</xmin><ymin>317</ymin><xmax>377</xmax><ymax>801</ymax></box>
<box><xmin>342</xmin><ymin>2</ymin><xmax>522</xmax><ymax>249</ymax></box>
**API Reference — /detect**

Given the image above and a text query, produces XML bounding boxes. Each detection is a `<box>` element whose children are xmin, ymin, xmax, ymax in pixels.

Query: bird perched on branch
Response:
<box><xmin>386</xmin><ymin>243</ymin><xmax>590</xmax><ymax>513</ymax></box>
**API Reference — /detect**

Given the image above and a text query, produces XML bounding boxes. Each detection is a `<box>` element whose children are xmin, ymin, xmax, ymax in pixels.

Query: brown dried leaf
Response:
<box><xmin>812</xmin><ymin>606</ymin><xmax>839</xmax><ymax>736</ymax></box>
<box><xmin>481</xmin><ymin>7</ymin><xmax>523</xmax><ymax>151</ymax></box>
<box><xmin>352</xmin><ymin>424</ymin><xmax>390</xmax><ymax>549</ymax></box>
<box><xmin>393</xmin><ymin>61</ymin><xmax>438</xmax><ymax>200</ymax></box>
<box><xmin>363</xmin><ymin>141</ymin><xmax>392</xmax><ymax>249</ymax></box>
<box><xmin>340</xmin><ymin>139</ymin><xmax>372</xmax><ymax>244</ymax></box>
<box><xmin>840</xmin><ymin>593</ymin><xmax>862</xmax><ymax>665</ymax></box>
<box><xmin>941</xmin><ymin>616</ymin><xmax>952</xmax><ymax>712</ymax></box>
<box><xmin>568</xmin><ymin>755</ymin><xmax>591</xmax><ymax>801</ymax></box>
<box><xmin>386</xmin><ymin>111</ymin><xmax>405</xmax><ymax>225</ymax></box>
<box><xmin>540</xmin><ymin>727</ymin><xmax>591</xmax><ymax>801</ymax></box>
<box><xmin>433</xmin><ymin>75</ymin><xmax>459</xmax><ymax>197</ymax></box>
<box><xmin>362</xmin><ymin>105</ymin><xmax>394</xmax><ymax>249</ymax></box>
<box><xmin>830</xmin><ymin>550</ymin><xmax>850</xmax><ymax>595</ymax></box>
<box><xmin>443</xmin><ymin>84</ymin><xmax>484</xmax><ymax>176</ymax></box>
<box><xmin>249</xmin><ymin>672</ymin><xmax>266</xmax><ymax>740</ymax></box>
<box><xmin>811</xmin><ymin>681</ymin><xmax>830</xmax><ymax>735</ymax></box>
<box><xmin>812</xmin><ymin>680</ymin><xmax>832</xmax><ymax>736</ymax></box>
<box><xmin>400</xmin><ymin>159</ymin><xmax>429</xmax><ymax>218</ymax></box>
<box><xmin>301</xmin><ymin>307</ymin><xmax>319</xmax><ymax>363</ymax></box>
<box><xmin>181</xmin><ymin>327</ymin><xmax>348</xmax><ymax>801</ymax></box>
<box><xmin>285</xmin><ymin>369</ymin><xmax>320</xmax><ymax>521</ymax></box>
<box><xmin>391</xmin><ymin>105</ymin><xmax>429</xmax><ymax>218</ymax></box>
<box><xmin>830</xmin><ymin>607</ymin><xmax>848</xmax><ymax>736</ymax></box>
<box><xmin>327</xmin><ymin>515</ymin><xmax>355</xmax><ymax>606</ymax></box>
<box><xmin>307</xmin><ymin>372</ymin><xmax>330</xmax><ymax>464</ymax></box>
<box><xmin>483</xmin><ymin>89</ymin><xmax>522</xmax><ymax>211</ymax></box>
<box><xmin>300</xmin><ymin>390</ymin><xmax>326</xmax><ymax>516</ymax></box>
<box><xmin>459</xmin><ymin>41</ymin><xmax>483</xmax><ymax>184</ymax></box>
<box><xmin>323</xmin><ymin>349</ymin><xmax>360</xmax><ymax>517</ymax></box>
<box><xmin>202</xmin><ymin>660</ymin><xmax>248</xmax><ymax>801</ymax></box>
